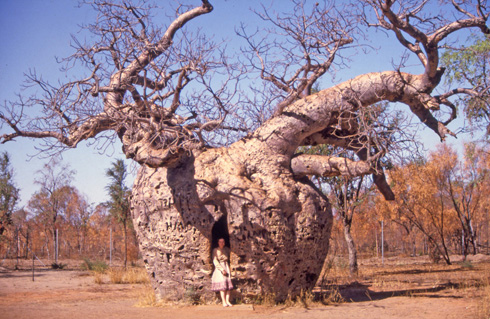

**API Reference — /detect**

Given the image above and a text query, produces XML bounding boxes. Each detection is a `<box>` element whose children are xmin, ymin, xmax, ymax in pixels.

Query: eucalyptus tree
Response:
<box><xmin>0</xmin><ymin>152</ymin><xmax>19</xmax><ymax>237</ymax></box>
<box><xmin>1</xmin><ymin>0</ymin><xmax>489</xmax><ymax>300</ymax></box>
<box><xmin>328</xmin><ymin>175</ymin><xmax>369</xmax><ymax>276</ymax></box>
<box><xmin>27</xmin><ymin>157</ymin><xmax>75</xmax><ymax>263</ymax></box>
<box><xmin>442</xmin><ymin>143</ymin><xmax>488</xmax><ymax>258</ymax></box>
<box><xmin>105</xmin><ymin>159</ymin><xmax>131</xmax><ymax>268</ymax></box>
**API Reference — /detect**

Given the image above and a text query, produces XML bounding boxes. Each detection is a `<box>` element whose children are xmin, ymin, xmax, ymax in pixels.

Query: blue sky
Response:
<box><xmin>0</xmin><ymin>0</ymin><xmax>266</xmax><ymax>207</ymax></box>
<box><xmin>0</xmin><ymin>1</ymin><xmax>126</xmax><ymax>207</ymax></box>
<box><xmin>0</xmin><ymin>0</ymin><xmax>477</xmax><ymax>208</ymax></box>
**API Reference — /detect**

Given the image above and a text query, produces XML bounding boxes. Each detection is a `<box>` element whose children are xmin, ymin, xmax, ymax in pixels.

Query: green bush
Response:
<box><xmin>81</xmin><ymin>258</ymin><xmax>108</xmax><ymax>273</ymax></box>
<box><xmin>184</xmin><ymin>287</ymin><xmax>202</xmax><ymax>305</ymax></box>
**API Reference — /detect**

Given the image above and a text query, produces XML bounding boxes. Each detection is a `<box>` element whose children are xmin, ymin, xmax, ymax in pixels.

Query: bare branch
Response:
<box><xmin>364</xmin><ymin>0</ymin><xmax>489</xmax><ymax>84</ymax></box>
<box><xmin>238</xmin><ymin>0</ymin><xmax>356</xmax><ymax>115</ymax></box>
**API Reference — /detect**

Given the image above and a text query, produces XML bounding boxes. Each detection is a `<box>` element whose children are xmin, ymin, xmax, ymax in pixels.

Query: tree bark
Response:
<box><xmin>342</xmin><ymin>218</ymin><xmax>358</xmax><ymax>277</ymax></box>
<box><xmin>123</xmin><ymin>219</ymin><xmax>128</xmax><ymax>269</ymax></box>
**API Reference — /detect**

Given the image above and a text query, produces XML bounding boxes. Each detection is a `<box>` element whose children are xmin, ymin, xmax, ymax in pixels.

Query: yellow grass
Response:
<box><xmin>93</xmin><ymin>272</ymin><xmax>104</xmax><ymax>284</ymax></box>
<box><xmin>108</xmin><ymin>267</ymin><xmax>150</xmax><ymax>284</ymax></box>
<box><xmin>135</xmin><ymin>284</ymin><xmax>188</xmax><ymax>308</ymax></box>
<box><xmin>136</xmin><ymin>284</ymin><xmax>158</xmax><ymax>307</ymax></box>
<box><xmin>90</xmin><ymin>266</ymin><xmax>150</xmax><ymax>285</ymax></box>
<box><xmin>477</xmin><ymin>271</ymin><xmax>490</xmax><ymax>319</ymax></box>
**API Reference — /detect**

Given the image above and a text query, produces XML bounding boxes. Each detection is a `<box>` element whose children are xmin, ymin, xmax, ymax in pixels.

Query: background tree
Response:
<box><xmin>11</xmin><ymin>208</ymin><xmax>29</xmax><ymax>262</ymax></box>
<box><xmin>300</xmin><ymin>99</ymin><xmax>416</xmax><ymax>275</ymax></box>
<box><xmin>329</xmin><ymin>175</ymin><xmax>370</xmax><ymax>276</ymax></box>
<box><xmin>376</xmin><ymin>189</ymin><xmax>420</xmax><ymax>257</ymax></box>
<box><xmin>387</xmin><ymin>158</ymin><xmax>456</xmax><ymax>265</ymax></box>
<box><xmin>64</xmin><ymin>189</ymin><xmax>93</xmax><ymax>256</ymax></box>
<box><xmin>27</xmin><ymin>157</ymin><xmax>75</xmax><ymax>263</ymax></box>
<box><xmin>0</xmin><ymin>152</ymin><xmax>19</xmax><ymax>237</ymax></box>
<box><xmin>1</xmin><ymin>0</ymin><xmax>489</xmax><ymax>300</ymax></box>
<box><xmin>442</xmin><ymin>143</ymin><xmax>488</xmax><ymax>258</ymax></box>
<box><xmin>105</xmin><ymin>159</ymin><xmax>131</xmax><ymax>268</ymax></box>
<box><xmin>478</xmin><ymin>149</ymin><xmax>490</xmax><ymax>253</ymax></box>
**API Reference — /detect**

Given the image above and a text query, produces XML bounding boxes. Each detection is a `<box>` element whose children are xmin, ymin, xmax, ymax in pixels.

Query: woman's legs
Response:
<box><xmin>219</xmin><ymin>290</ymin><xmax>232</xmax><ymax>307</ymax></box>
<box><xmin>219</xmin><ymin>290</ymin><xmax>227</xmax><ymax>306</ymax></box>
<box><xmin>225</xmin><ymin>290</ymin><xmax>232</xmax><ymax>306</ymax></box>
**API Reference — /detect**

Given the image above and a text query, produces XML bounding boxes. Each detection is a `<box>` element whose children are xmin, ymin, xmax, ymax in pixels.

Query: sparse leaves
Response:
<box><xmin>441</xmin><ymin>34</ymin><xmax>490</xmax><ymax>133</ymax></box>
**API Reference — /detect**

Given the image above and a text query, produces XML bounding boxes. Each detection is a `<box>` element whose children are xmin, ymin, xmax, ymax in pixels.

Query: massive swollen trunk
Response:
<box><xmin>131</xmin><ymin>140</ymin><xmax>332</xmax><ymax>301</ymax></box>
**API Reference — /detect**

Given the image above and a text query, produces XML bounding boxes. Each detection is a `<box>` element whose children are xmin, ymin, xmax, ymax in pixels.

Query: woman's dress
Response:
<box><xmin>211</xmin><ymin>247</ymin><xmax>234</xmax><ymax>291</ymax></box>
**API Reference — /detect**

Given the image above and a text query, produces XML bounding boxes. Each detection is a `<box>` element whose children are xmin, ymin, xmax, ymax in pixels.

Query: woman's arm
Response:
<box><xmin>212</xmin><ymin>249</ymin><xmax>225</xmax><ymax>272</ymax></box>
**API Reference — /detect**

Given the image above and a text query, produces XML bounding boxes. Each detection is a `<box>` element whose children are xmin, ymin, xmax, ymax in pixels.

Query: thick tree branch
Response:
<box><xmin>291</xmin><ymin>154</ymin><xmax>374</xmax><ymax>178</ymax></box>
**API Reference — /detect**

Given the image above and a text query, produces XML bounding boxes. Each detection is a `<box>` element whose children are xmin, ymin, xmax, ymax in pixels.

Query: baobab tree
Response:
<box><xmin>1</xmin><ymin>0</ymin><xmax>488</xmax><ymax>301</ymax></box>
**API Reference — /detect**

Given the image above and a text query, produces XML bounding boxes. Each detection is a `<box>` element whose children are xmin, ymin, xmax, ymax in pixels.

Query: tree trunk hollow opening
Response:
<box><xmin>211</xmin><ymin>212</ymin><xmax>230</xmax><ymax>252</ymax></box>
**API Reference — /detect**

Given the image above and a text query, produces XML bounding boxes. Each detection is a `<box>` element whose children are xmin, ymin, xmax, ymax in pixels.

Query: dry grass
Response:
<box><xmin>90</xmin><ymin>266</ymin><xmax>150</xmax><ymax>285</ymax></box>
<box><xmin>250</xmin><ymin>286</ymin><xmax>345</xmax><ymax>308</ymax></box>
<box><xmin>93</xmin><ymin>272</ymin><xmax>104</xmax><ymax>284</ymax></box>
<box><xmin>320</xmin><ymin>286</ymin><xmax>345</xmax><ymax>304</ymax></box>
<box><xmin>285</xmin><ymin>254</ymin><xmax>490</xmax><ymax>315</ymax></box>
<box><xmin>251</xmin><ymin>292</ymin><xmax>277</xmax><ymax>307</ymax></box>
<box><xmin>135</xmin><ymin>284</ymin><xmax>159</xmax><ymax>307</ymax></box>
<box><xmin>135</xmin><ymin>285</ymin><xmax>193</xmax><ymax>308</ymax></box>
<box><xmin>108</xmin><ymin>267</ymin><xmax>150</xmax><ymax>284</ymax></box>
<box><xmin>477</xmin><ymin>270</ymin><xmax>490</xmax><ymax>319</ymax></box>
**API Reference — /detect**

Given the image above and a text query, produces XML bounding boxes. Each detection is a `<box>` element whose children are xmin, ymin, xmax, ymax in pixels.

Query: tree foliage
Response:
<box><xmin>442</xmin><ymin>34</ymin><xmax>490</xmax><ymax>133</ymax></box>
<box><xmin>105</xmin><ymin>159</ymin><xmax>132</xmax><ymax>267</ymax></box>
<box><xmin>377</xmin><ymin>143</ymin><xmax>490</xmax><ymax>264</ymax></box>
<box><xmin>1</xmin><ymin>199</ymin><xmax>138</xmax><ymax>263</ymax></box>
<box><xmin>0</xmin><ymin>152</ymin><xmax>19</xmax><ymax>237</ymax></box>
<box><xmin>105</xmin><ymin>160</ymin><xmax>130</xmax><ymax>224</ymax></box>
<box><xmin>443</xmin><ymin>143</ymin><xmax>488</xmax><ymax>258</ymax></box>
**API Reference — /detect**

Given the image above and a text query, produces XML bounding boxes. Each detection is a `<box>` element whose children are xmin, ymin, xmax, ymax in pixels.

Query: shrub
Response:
<box><xmin>51</xmin><ymin>262</ymin><xmax>66</xmax><ymax>269</ymax></box>
<box><xmin>184</xmin><ymin>287</ymin><xmax>202</xmax><ymax>305</ymax></box>
<box><xmin>80</xmin><ymin>258</ymin><xmax>108</xmax><ymax>273</ymax></box>
<box><xmin>461</xmin><ymin>260</ymin><xmax>474</xmax><ymax>269</ymax></box>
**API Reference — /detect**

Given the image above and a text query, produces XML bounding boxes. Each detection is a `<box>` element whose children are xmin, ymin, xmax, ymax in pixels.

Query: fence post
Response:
<box><xmin>110</xmin><ymin>228</ymin><xmax>112</xmax><ymax>266</ymax></box>
<box><xmin>381</xmin><ymin>220</ymin><xmax>384</xmax><ymax>265</ymax></box>
<box><xmin>32</xmin><ymin>249</ymin><xmax>35</xmax><ymax>282</ymax></box>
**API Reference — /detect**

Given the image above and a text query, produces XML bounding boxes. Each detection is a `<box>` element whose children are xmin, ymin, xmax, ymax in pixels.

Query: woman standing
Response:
<box><xmin>211</xmin><ymin>238</ymin><xmax>234</xmax><ymax>307</ymax></box>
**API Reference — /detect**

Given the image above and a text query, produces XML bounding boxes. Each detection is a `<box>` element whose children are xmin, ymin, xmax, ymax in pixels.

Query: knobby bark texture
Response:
<box><xmin>131</xmin><ymin>144</ymin><xmax>331</xmax><ymax>301</ymax></box>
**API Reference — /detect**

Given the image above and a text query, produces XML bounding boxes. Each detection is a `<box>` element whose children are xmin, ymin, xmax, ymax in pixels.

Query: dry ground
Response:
<box><xmin>0</xmin><ymin>255</ymin><xmax>489</xmax><ymax>319</ymax></box>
